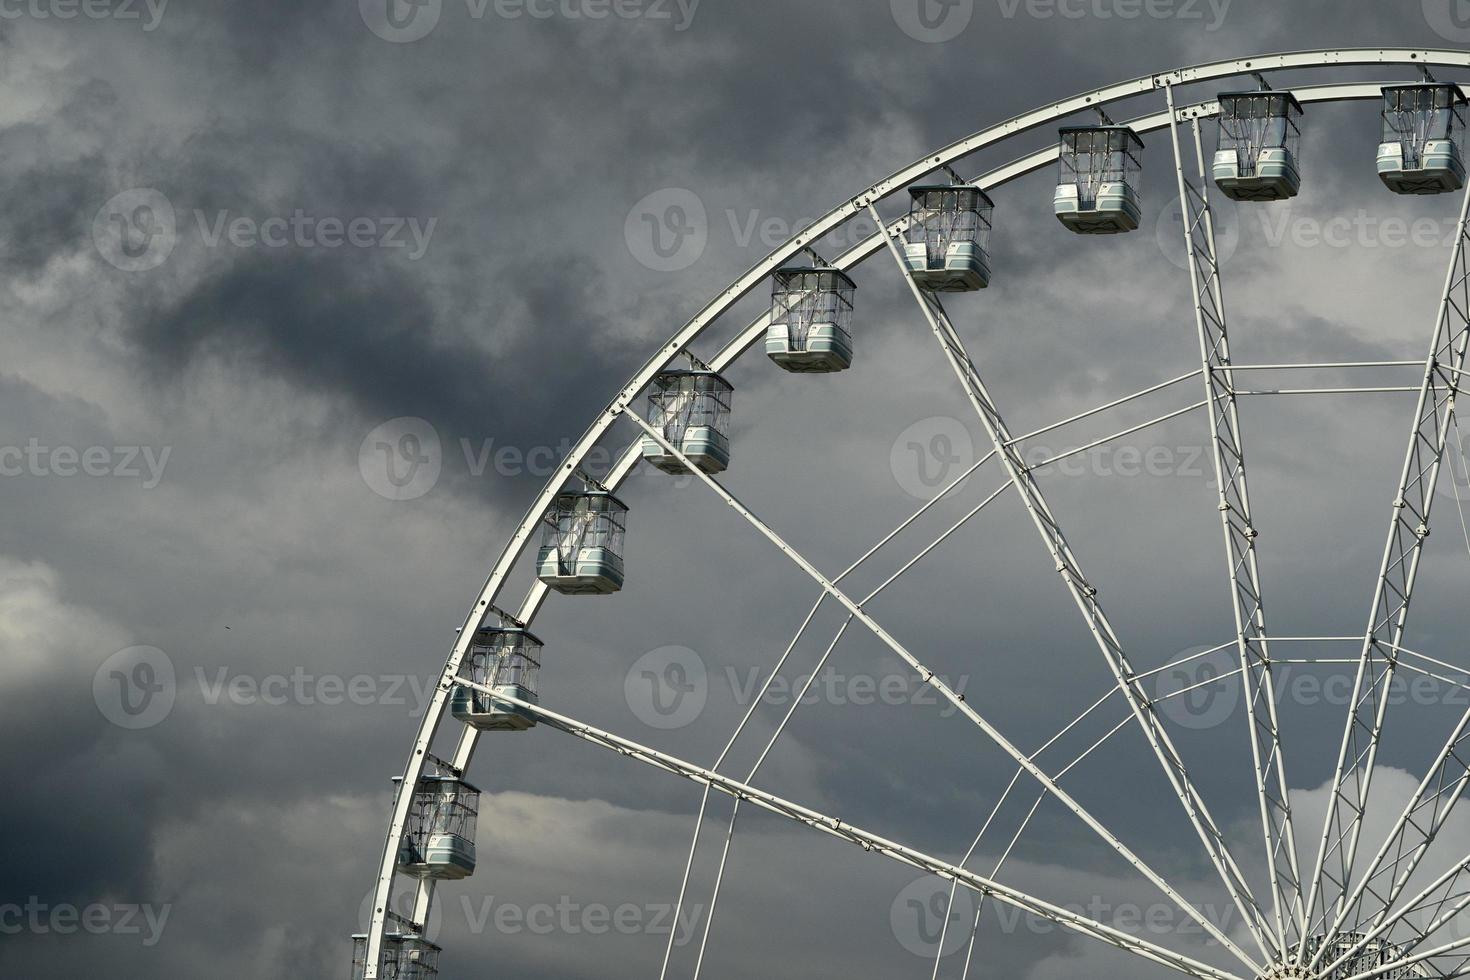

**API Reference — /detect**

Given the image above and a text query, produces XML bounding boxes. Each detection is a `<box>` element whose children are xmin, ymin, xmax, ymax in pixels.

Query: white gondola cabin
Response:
<box><xmin>352</xmin><ymin>933</ymin><xmax>441</xmax><ymax>980</ymax></box>
<box><xmin>452</xmin><ymin>625</ymin><xmax>542</xmax><ymax>731</ymax></box>
<box><xmin>641</xmin><ymin>369</ymin><xmax>732</xmax><ymax>474</ymax></box>
<box><xmin>1302</xmin><ymin>934</ymin><xmax>1428</xmax><ymax>980</ymax></box>
<box><xmin>536</xmin><ymin>489</ymin><xmax>627</xmax><ymax>595</ymax></box>
<box><xmin>396</xmin><ymin>772</ymin><xmax>480</xmax><ymax>879</ymax></box>
<box><xmin>1214</xmin><ymin>91</ymin><xmax>1303</xmax><ymax>201</ymax></box>
<box><xmin>1055</xmin><ymin>126</ymin><xmax>1144</xmax><ymax>234</ymax></box>
<box><xmin>766</xmin><ymin>268</ymin><xmax>856</xmax><ymax>372</ymax></box>
<box><xmin>1378</xmin><ymin>83</ymin><xmax>1467</xmax><ymax>195</ymax></box>
<box><xmin>902</xmin><ymin>186</ymin><xmax>993</xmax><ymax>291</ymax></box>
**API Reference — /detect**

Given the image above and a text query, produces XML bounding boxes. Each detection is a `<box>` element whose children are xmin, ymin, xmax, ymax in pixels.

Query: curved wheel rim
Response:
<box><xmin>360</xmin><ymin>48</ymin><xmax>1470</xmax><ymax>980</ymax></box>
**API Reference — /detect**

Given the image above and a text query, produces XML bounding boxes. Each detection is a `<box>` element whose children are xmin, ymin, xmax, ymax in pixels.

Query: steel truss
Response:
<box><xmin>871</xmin><ymin>204</ymin><xmax>1278</xmax><ymax>964</ymax></box>
<box><xmin>1164</xmin><ymin>83</ymin><xmax>1306</xmax><ymax>955</ymax></box>
<box><xmin>360</xmin><ymin>48</ymin><xmax>1470</xmax><ymax>980</ymax></box>
<box><xmin>1304</xmin><ymin>181</ymin><xmax>1470</xmax><ymax>973</ymax></box>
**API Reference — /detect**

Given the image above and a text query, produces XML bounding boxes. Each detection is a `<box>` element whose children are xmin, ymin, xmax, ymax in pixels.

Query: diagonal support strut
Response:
<box><xmin>868</xmin><ymin>201</ymin><xmax>1280</xmax><ymax>964</ymax></box>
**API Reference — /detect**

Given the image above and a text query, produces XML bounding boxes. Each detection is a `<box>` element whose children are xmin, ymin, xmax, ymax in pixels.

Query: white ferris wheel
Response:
<box><xmin>354</xmin><ymin>47</ymin><xmax>1470</xmax><ymax>980</ymax></box>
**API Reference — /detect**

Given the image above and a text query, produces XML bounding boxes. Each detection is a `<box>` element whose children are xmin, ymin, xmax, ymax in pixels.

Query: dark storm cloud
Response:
<box><xmin>0</xmin><ymin>150</ymin><xmax>106</xmax><ymax>273</ymax></box>
<box><xmin>5</xmin><ymin>2</ymin><xmax>1470</xmax><ymax>979</ymax></box>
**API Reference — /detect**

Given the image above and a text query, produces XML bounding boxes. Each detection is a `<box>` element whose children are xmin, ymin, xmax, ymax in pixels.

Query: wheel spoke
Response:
<box><xmin>462</xmin><ymin>679</ymin><xmax>1247</xmax><ymax>980</ymax></box>
<box><xmin>1164</xmin><ymin>82</ymin><xmax>1305</xmax><ymax>953</ymax></box>
<box><xmin>1025</xmin><ymin>401</ymin><xmax>1209</xmax><ymax>472</ymax></box>
<box><xmin>361</xmin><ymin>56</ymin><xmax>1470</xmax><ymax>980</ymax></box>
<box><xmin>626</xmin><ymin>408</ymin><xmax>1265</xmax><ymax>973</ymax></box>
<box><xmin>681</xmin><ymin>481</ymin><xmax>1013</xmax><ymax>979</ymax></box>
<box><xmin>870</xmin><ymin>203</ymin><xmax>1279</xmax><ymax>963</ymax></box>
<box><xmin>1303</xmin><ymin>179</ymin><xmax>1470</xmax><ymax>968</ymax></box>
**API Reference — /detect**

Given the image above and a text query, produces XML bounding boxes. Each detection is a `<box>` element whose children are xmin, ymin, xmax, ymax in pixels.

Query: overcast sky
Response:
<box><xmin>9</xmin><ymin>2</ymin><xmax>1470</xmax><ymax>979</ymax></box>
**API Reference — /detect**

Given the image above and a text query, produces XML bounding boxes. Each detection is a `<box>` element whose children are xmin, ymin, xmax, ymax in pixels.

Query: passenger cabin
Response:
<box><xmin>396</xmin><ymin>773</ymin><xmax>480</xmax><ymax>879</ymax></box>
<box><xmin>766</xmin><ymin>268</ymin><xmax>856</xmax><ymax>372</ymax></box>
<box><xmin>1214</xmin><ymin>91</ymin><xmax>1303</xmax><ymax>201</ymax></box>
<box><xmin>902</xmin><ymin>185</ymin><xmax>993</xmax><ymax>291</ymax></box>
<box><xmin>537</xmin><ymin>489</ymin><xmax>627</xmax><ymax>595</ymax></box>
<box><xmin>640</xmin><ymin>369</ymin><xmax>732</xmax><ymax>474</ymax></box>
<box><xmin>452</xmin><ymin>625</ymin><xmax>542</xmax><ymax>732</ymax></box>
<box><xmin>1302</xmin><ymin>934</ymin><xmax>1428</xmax><ymax>980</ymax></box>
<box><xmin>1378</xmin><ymin>83</ymin><xmax>1467</xmax><ymax>195</ymax></box>
<box><xmin>352</xmin><ymin>933</ymin><xmax>441</xmax><ymax>980</ymax></box>
<box><xmin>1054</xmin><ymin>126</ymin><xmax>1144</xmax><ymax>234</ymax></box>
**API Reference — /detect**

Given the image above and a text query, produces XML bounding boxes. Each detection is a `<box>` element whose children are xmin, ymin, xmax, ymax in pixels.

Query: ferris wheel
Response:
<box><xmin>354</xmin><ymin>48</ymin><xmax>1470</xmax><ymax>980</ymax></box>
